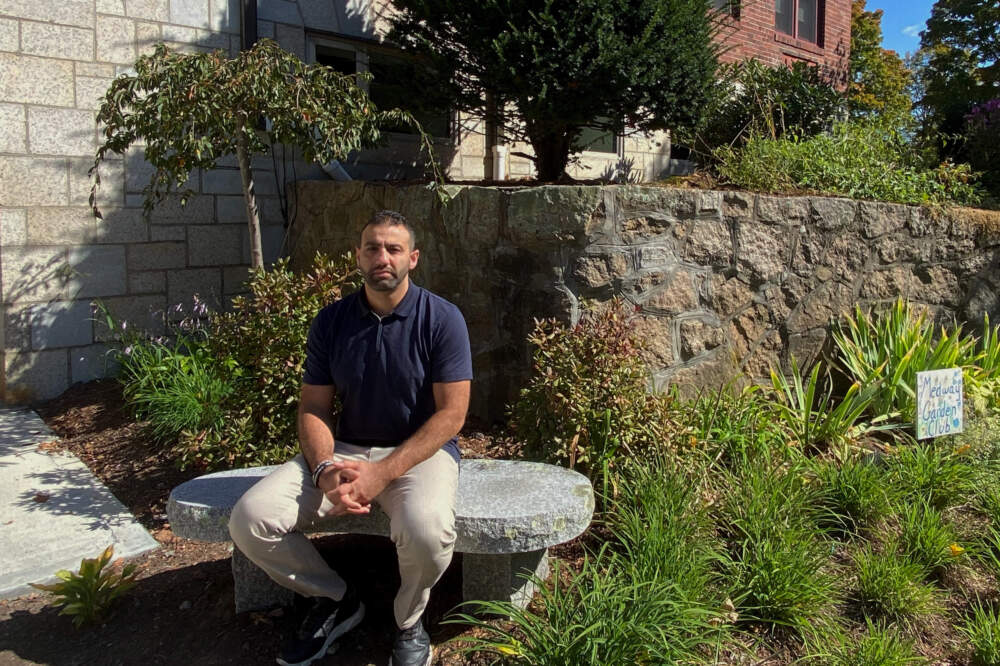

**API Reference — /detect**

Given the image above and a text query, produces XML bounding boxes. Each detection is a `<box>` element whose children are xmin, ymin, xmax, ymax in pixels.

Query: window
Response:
<box><xmin>312</xmin><ymin>39</ymin><xmax>451</xmax><ymax>138</ymax></box>
<box><xmin>576</xmin><ymin>124</ymin><xmax>618</xmax><ymax>154</ymax></box>
<box><xmin>713</xmin><ymin>0</ymin><xmax>739</xmax><ymax>17</ymax></box>
<box><xmin>775</xmin><ymin>0</ymin><xmax>821</xmax><ymax>44</ymax></box>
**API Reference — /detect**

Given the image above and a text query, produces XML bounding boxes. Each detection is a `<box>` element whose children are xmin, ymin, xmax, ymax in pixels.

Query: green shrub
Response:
<box><xmin>814</xmin><ymin>456</ymin><xmax>894</xmax><ymax>536</ymax></box>
<box><xmin>851</xmin><ymin>545</ymin><xmax>938</xmax><ymax>622</ymax></box>
<box><xmin>716</xmin><ymin>455</ymin><xmax>834</xmax><ymax>632</ymax></box>
<box><xmin>449</xmin><ymin>554</ymin><xmax>721</xmax><ymax>666</ymax></box>
<box><xmin>509</xmin><ymin>300</ymin><xmax>677</xmax><ymax>478</ymax></box>
<box><xmin>896</xmin><ymin>501</ymin><xmax>964</xmax><ymax>577</ymax></box>
<box><xmin>833</xmin><ymin>300</ymin><xmax>1000</xmax><ymax>425</ymax></box>
<box><xmin>960</xmin><ymin>600</ymin><xmax>1000</xmax><ymax>666</ymax></box>
<box><xmin>714</xmin><ymin>120</ymin><xmax>983</xmax><ymax>205</ymax></box>
<box><xmin>176</xmin><ymin>253</ymin><xmax>360</xmax><ymax>470</ymax></box>
<box><xmin>692</xmin><ymin>59</ymin><xmax>842</xmax><ymax>154</ymax></box>
<box><xmin>106</xmin><ymin>253</ymin><xmax>360</xmax><ymax>470</ymax></box>
<box><xmin>30</xmin><ymin>545</ymin><xmax>138</xmax><ymax>628</ymax></box>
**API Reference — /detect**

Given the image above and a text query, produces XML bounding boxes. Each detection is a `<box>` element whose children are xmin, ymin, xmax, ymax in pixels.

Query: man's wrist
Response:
<box><xmin>310</xmin><ymin>459</ymin><xmax>336</xmax><ymax>487</ymax></box>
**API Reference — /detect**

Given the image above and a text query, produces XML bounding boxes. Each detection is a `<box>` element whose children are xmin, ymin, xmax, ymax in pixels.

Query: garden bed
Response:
<box><xmin>0</xmin><ymin>380</ymin><xmax>523</xmax><ymax>666</ymax></box>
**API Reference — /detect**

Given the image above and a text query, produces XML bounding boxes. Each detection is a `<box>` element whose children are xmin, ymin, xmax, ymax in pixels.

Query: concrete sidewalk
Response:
<box><xmin>0</xmin><ymin>406</ymin><xmax>158</xmax><ymax>599</ymax></box>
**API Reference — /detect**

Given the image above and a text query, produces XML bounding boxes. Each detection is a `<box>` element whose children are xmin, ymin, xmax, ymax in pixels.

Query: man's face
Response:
<box><xmin>356</xmin><ymin>223</ymin><xmax>419</xmax><ymax>292</ymax></box>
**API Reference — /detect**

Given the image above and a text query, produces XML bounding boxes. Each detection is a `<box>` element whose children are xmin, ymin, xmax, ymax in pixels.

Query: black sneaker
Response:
<box><xmin>276</xmin><ymin>587</ymin><xmax>365</xmax><ymax>666</ymax></box>
<box><xmin>389</xmin><ymin>618</ymin><xmax>432</xmax><ymax>666</ymax></box>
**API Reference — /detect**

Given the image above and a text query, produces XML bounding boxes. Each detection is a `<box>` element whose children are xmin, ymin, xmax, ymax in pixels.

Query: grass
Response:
<box><xmin>896</xmin><ymin>501</ymin><xmax>965</xmax><ymax>577</ymax></box>
<box><xmin>887</xmin><ymin>442</ymin><xmax>975</xmax><ymax>511</ymax></box>
<box><xmin>811</xmin><ymin>619</ymin><xmax>928</xmax><ymax>665</ymax></box>
<box><xmin>715</xmin><ymin>454</ymin><xmax>835</xmax><ymax>633</ymax></box>
<box><xmin>448</xmin><ymin>554</ymin><xmax>722</xmax><ymax>665</ymax></box>
<box><xmin>960</xmin><ymin>600</ymin><xmax>1000</xmax><ymax>666</ymax></box>
<box><xmin>851</xmin><ymin>545</ymin><xmax>939</xmax><ymax>622</ymax></box>
<box><xmin>814</xmin><ymin>456</ymin><xmax>895</xmax><ymax>536</ymax></box>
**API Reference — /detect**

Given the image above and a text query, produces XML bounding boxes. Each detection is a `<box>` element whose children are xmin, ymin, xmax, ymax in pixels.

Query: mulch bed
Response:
<box><xmin>0</xmin><ymin>379</ymin><xmax>551</xmax><ymax>665</ymax></box>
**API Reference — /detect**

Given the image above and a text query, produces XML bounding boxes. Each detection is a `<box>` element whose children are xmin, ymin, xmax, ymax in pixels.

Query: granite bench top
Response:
<box><xmin>167</xmin><ymin>459</ymin><xmax>594</xmax><ymax>555</ymax></box>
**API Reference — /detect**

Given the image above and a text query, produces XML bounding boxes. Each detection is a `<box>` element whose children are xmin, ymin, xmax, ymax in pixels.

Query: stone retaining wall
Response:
<box><xmin>290</xmin><ymin>182</ymin><xmax>1000</xmax><ymax>423</ymax></box>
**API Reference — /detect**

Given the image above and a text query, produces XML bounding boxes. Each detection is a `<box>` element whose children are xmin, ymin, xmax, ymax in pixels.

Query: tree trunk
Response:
<box><xmin>528</xmin><ymin>127</ymin><xmax>572</xmax><ymax>182</ymax></box>
<box><xmin>236</xmin><ymin>130</ymin><xmax>264</xmax><ymax>270</ymax></box>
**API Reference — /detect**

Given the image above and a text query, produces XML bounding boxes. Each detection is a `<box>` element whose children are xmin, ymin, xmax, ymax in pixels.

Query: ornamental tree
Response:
<box><xmin>848</xmin><ymin>0</ymin><xmax>912</xmax><ymax>123</ymax></box>
<box><xmin>92</xmin><ymin>39</ymin><xmax>442</xmax><ymax>269</ymax></box>
<box><xmin>386</xmin><ymin>0</ymin><xmax>721</xmax><ymax>182</ymax></box>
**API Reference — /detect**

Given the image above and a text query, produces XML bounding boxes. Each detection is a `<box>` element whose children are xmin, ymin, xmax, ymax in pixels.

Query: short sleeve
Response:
<box><xmin>302</xmin><ymin>309</ymin><xmax>333</xmax><ymax>385</ymax></box>
<box><xmin>431</xmin><ymin>304</ymin><xmax>473</xmax><ymax>383</ymax></box>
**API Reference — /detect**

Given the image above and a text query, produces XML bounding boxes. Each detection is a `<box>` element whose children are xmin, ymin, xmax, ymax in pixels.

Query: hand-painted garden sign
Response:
<box><xmin>916</xmin><ymin>368</ymin><xmax>963</xmax><ymax>440</ymax></box>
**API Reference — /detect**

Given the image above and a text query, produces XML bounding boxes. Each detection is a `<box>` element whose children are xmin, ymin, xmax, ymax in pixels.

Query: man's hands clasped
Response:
<box><xmin>316</xmin><ymin>460</ymin><xmax>392</xmax><ymax>516</ymax></box>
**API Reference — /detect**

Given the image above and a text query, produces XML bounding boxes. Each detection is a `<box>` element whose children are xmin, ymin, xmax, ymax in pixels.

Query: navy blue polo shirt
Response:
<box><xmin>302</xmin><ymin>283</ymin><xmax>472</xmax><ymax>462</ymax></box>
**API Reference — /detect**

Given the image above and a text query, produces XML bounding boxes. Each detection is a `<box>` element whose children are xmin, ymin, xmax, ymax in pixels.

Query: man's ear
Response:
<box><xmin>355</xmin><ymin>246</ymin><xmax>361</xmax><ymax>265</ymax></box>
<box><xmin>409</xmin><ymin>248</ymin><xmax>420</xmax><ymax>270</ymax></box>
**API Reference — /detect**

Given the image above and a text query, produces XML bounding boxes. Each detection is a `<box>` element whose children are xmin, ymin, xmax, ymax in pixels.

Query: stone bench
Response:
<box><xmin>167</xmin><ymin>459</ymin><xmax>594</xmax><ymax>613</ymax></box>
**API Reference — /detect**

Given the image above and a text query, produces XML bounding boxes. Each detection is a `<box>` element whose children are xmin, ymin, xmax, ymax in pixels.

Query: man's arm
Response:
<box><xmin>298</xmin><ymin>383</ymin><xmax>338</xmax><ymax>471</ymax></box>
<box><xmin>299</xmin><ymin>383</ymin><xmax>366</xmax><ymax>511</ymax></box>
<box><xmin>331</xmin><ymin>380</ymin><xmax>470</xmax><ymax>507</ymax></box>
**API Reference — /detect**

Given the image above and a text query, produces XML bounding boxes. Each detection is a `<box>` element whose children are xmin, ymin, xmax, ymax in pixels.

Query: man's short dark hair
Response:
<box><xmin>361</xmin><ymin>210</ymin><xmax>417</xmax><ymax>249</ymax></box>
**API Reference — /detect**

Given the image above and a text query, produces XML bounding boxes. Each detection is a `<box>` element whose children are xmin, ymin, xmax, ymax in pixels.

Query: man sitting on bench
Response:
<box><xmin>229</xmin><ymin>209</ymin><xmax>472</xmax><ymax>666</ymax></box>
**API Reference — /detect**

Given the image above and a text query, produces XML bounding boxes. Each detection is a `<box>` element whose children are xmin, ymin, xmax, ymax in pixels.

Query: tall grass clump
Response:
<box><xmin>960</xmin><ymin>600</ymin><xmax>1000</xmax><ymax>666</ymax></box>
<box><xmin>509</xmin><ymin>300</ymin><xmax>677</xmax><ymax>482</ymax></box>
<box><xmin>607</xmin><ymin>455</ymin><xmax>718</xmax><ymax>600</ymax></box>
<box><xmin>886</xmin><ymin>442</ymin><xmax>975</xmax><ymax>510</ymax></box>
<box><xmin>851</xmin><ymin>544</ymin><xmax>938</xmax><ymax>622</ymax></box>
<box><xmin>769</xmin><ymin>358</ymin><xmax>892</xmax><ymax>454</ymax></box>
<box><xmin>813</xmin><ymin>456</ymin><xmax>894</xmax><ymax>536</ymax></box>
<box><xmin>682</xmin><ymin>385</ymin><xmax>790</xmax><ymax>469</ymax></box>
<box><xmin>812</xmin><ymin>619</ymin><xmax>927</xmax><ymax>665</ymax></box>
<box><xmin>98</xmin><ymin>300</ymin><xmax>232</xmax><ymax>443</ymax></box>
<box><xmin>715</xmin><ymin>452</ymin><xmax>834</xmax><ymax>633</ymax></box>
<box><xmin>449</xmin><ymin>554</ymin><xmax>721</xmax><ymax>666</ymax></box>
<box><xmin>896</xmin><ymin>501</ymin><xmax>964</xmax><ymax>577</ymax></box>
<box><xmin>714</xmin><ymin>120</ymin><xmax>983</xmax><ymax>205</ymax></box>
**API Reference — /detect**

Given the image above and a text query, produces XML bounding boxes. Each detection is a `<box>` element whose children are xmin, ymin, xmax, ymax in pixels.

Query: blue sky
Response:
<box><xmin>866</xmin><ymin>0</ymin><xmax>936</xmax><ymax>57</ymax></box>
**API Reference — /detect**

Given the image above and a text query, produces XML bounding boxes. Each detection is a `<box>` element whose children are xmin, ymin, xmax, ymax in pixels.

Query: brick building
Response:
<box><xmin>715</xmin><ymin>0</ymin><xmax>851</xmax><ymax>85</ymax></box>
<box><xmin>0</xmin><ymin>0</ymin><xmax>851</xmax><ymax>402</ymax></box>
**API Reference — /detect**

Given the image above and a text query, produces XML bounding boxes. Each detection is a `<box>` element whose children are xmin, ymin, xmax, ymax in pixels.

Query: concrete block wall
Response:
<box><xmin>0</xmin><ymin>0</ymin><xmax>356</xmax><ymax>403</ymax></box>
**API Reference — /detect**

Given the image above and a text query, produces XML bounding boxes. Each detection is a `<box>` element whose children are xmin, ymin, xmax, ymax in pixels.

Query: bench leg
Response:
<box><xmin>231</xmin><ymin>546</ymin><xmax>296</xmax><ymax>614</ymax></box>
<box><xmin>461</xmin><ymin>549</ymin><xmax>549</xmax><ymax>609</ymax></box>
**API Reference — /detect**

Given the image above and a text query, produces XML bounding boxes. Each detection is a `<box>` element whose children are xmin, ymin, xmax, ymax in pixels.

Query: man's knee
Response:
<box><xmin>392</xmin><ymin>506</ymin><xmax>456</xmax><ymax>559</ymax></box>
<box><xmin>228</xmin><ymin>490</ymin><xmax>283</xmax><ymax>551</ymax></box>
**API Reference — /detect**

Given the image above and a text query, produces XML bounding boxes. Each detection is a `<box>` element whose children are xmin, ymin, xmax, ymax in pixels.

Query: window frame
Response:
<box><xmin>306</xmin><ymin>34</ymin><xmax>453</xmax><ymax>141</ymax></box>
<box><xmin>774</xmin><ymin>0</ymin><xmax>824</xmax><ymax>46</ymax></box>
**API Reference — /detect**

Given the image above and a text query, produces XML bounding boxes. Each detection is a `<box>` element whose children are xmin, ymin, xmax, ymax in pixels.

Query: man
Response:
<box><xmin>229</xmin><ymin>210</ymin><xmax>472</xmax><ymax>666</ymax></box>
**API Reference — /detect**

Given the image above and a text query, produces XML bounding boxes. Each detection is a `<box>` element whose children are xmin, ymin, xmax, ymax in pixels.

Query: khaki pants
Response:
<box><xmin>228</xmin><ymin>443</ymin><xmax>459</xmax><ymax>630</ymax></box>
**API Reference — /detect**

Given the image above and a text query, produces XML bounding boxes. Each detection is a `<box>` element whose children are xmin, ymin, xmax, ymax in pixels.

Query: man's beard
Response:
<box><xmin>364</xmin><ymin>266</ymin><xmax>407</xmax><ymax>292</ymax></box>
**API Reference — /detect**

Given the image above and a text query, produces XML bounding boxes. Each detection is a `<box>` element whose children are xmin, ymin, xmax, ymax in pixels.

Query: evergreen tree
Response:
<box><xmin>386</xmin><ymin>0</ymin><xmax>721</xmax><ymax>181</ymax></box>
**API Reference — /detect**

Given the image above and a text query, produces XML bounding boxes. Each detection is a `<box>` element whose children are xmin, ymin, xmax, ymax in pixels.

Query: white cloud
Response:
<box><xmin>902</xmin><ymin>24</ymin><xmax>923</xmax><ymax>37</ymax></box>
